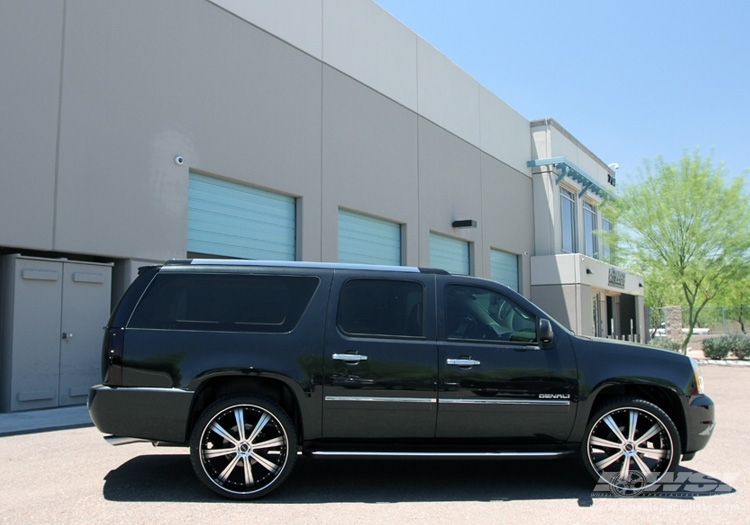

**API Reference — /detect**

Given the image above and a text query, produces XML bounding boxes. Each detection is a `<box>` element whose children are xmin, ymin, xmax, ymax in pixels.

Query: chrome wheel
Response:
<box><xmin>583</xmin><ymin>398</ymin><xmax>680</xmax><ymax>491</ymax></box>
<box><xmin>190</xmin><ymin>396</ymin><xmax>296</xmax><ymax>500</ymax></box>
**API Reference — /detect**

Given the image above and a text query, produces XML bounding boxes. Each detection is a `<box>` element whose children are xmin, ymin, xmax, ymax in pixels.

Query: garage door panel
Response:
<box><xmin>491</xmin><ymin>249</ymin><xmax>519</xmax><ymax>291</ymax></box>
<box><xmin>338</xmin><ymin>210</ymin><xmax>401</xmax><ymax>265</ymax></box>
<box><xmin>188</xmin><ymin>173</ymin><xmax>295</xmax><ymax>260</ymax></box>
<box><xmin>430</xmin><ymin>233</ymin><xmax>469</xmax><ymax>275</ymax></box>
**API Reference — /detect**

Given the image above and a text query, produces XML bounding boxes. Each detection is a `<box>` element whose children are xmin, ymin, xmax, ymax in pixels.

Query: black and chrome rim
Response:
<box><xmin>586</xmin><ymin>406</ymin><xmax>674</xmax><ymax>489</ymax></box>
<box><xmin>199</xmin><ymin>404</ymin><xmax>290</xmax><ymax>495</ymax></box>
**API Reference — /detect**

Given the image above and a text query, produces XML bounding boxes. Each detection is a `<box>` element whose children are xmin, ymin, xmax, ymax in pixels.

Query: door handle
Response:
<box><xmin>446</xmin><ymin>358</ymin><xmax>480</xmax><ymax>367</ymax></box>
<box><xmin>332</xmin><ymin>353</ymin><xmax>368</xmax><ymax>363</ymax></box>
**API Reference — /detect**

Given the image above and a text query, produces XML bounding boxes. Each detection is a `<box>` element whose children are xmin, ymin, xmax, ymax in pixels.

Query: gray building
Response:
<box><xmin>0</xmin><ymin>0</ymin><xmax>644</xmax><ymax>412</ymax></box>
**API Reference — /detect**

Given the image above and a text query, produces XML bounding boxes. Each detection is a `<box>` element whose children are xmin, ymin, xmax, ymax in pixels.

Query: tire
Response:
<box><xmin>190</xmin><ymin>395</ymin><xmax>297</xmax><ymax>500</ymax></box>
<box><xmin>581</xmin><ymin>397</ymin><xmax>681</xmax><ymax>492</ymax></box>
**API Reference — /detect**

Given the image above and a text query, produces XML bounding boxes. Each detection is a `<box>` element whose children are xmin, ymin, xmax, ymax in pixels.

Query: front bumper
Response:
<box><xmin>682</xmin><ymin>393</ymin><xmax>715</xmax><ymax>457</ymax></box>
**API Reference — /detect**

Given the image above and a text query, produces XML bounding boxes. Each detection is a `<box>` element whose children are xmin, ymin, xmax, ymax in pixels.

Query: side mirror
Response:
<box><xmin>538</xmin><ymin>318</ymin><xmax>555</xmax><ymax>348</ymax></box>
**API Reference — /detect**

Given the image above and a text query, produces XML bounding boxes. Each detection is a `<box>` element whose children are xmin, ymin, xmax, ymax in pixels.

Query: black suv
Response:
<box><xmin>88</xmin><ymin>260</ymin><xmax>714</xmax><ymax>499</ymax></box>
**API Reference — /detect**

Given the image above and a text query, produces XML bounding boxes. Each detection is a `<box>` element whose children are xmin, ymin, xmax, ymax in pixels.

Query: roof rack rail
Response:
<box><xmin>164</xmin><ymin>259</ymin><xmax>449</xmax><ymax>274</ymax></box>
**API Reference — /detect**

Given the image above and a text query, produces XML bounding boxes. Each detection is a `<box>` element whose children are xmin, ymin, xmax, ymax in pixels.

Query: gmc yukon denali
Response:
<box><xmin>88</xmin><ymin>260</ymin><xmax>715</xmax><ymax>499</ymax></box>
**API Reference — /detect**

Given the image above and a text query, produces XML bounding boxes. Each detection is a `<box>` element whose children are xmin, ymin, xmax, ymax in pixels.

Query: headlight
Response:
<box><xmin>689</xmin><ymin>357</ymin><xmax>705</xmax><ymax>395</ymax></box>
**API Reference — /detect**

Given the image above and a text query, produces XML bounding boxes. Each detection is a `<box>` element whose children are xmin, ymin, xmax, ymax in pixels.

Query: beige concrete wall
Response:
<box><xmin>0</xmin><ymin>2</ymin><xmax>64</xmax><ymax>251</ymax></box>
<box><xmin>320</xmin><ymin>65</ymin><xmax>419</xmax><ymax>264</ymax></box>
<box><xmin>2</xmin><ymin>0</ymin><xmax>324</xmax><ymax>262</ymax></box>
<box><xmin>531</xmin><ymin>284</ymin><xmax>580</xmax><ymax>331</ymax></box>
<box><xmin>1</xmin><ymin>0</ymin><xmax>533</xmax><ymax>273</ymax></box>
<box><xmin>1</xmin><ymin>0</ymin><xmax>539</xmax><ymax>299</ymax></box>
<box><xmin>212</xmin><ymin>0</ymin><xmax>532</xmax><ymax>175</ymax></box>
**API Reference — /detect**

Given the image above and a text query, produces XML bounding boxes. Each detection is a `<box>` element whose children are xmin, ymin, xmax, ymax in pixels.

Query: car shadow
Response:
<box><xmin>102</xmin><ymin>453</ymin><xmax>736</xmax><ymax>504</ymax></box>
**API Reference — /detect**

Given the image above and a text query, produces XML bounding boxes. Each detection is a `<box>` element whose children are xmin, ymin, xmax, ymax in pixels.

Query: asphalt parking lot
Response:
<box><xmin>0</xmin><ymin>364</ymin><xmax>746</xmax><ymax>524</ymax></box>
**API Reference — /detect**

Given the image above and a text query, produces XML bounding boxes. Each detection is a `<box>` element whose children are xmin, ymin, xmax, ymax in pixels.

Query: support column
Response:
<box><xmin>665</xmin><ymin>306</ymin><xmax>683</xmax><ymax>343</ymax></box>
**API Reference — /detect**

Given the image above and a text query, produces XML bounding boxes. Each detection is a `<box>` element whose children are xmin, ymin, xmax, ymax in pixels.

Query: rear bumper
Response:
<box><xmin>88</xmin><ymin>384</ymin><xmax>194</xmax><ymax>444</ymax></box>
<box><xmin>682</xmin><ymin>394</ymin><xmax>715</xmax><ymax>456</ymax></box>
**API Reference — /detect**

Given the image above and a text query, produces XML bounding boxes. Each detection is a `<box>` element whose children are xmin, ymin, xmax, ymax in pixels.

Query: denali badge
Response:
<box><xmin>539</xmin><ymin>394</ymin><xmax>570</xmax><ymax>399</ymax></box>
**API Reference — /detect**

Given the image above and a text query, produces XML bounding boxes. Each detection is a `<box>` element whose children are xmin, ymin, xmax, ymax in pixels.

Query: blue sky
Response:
<box><xmin>373</xmin><ymin>0</ymin><xmax>749</xmax><ymax>186</ymax></box>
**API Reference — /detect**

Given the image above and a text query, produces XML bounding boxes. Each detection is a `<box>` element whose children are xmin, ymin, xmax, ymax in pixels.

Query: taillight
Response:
<box><xmin>102</xmin><ymin>327</ymin><xmax>124</xmax><ymax>385</ymax></box>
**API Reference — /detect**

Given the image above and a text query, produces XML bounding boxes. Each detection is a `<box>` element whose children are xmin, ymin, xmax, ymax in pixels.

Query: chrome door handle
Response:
<box><xmin>332</xmin><ymin>353</ymin><xmax>368</xmax><ymax>363</ymax></box>
<box><xmin>446</xmin><ymin>358</ymin><xmax>480</xmax><ymax>367</ymax></box>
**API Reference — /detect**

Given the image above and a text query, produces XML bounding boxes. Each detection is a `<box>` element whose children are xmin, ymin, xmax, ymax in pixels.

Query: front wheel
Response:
<box><xmin>581</xmin><ymin>397</ymin><xmax>681</xmax><ymax>492</ymax></box>
<box><xmin>190</xmin><ymin>395</ymin><xmax>297</xmax><ymax>500</ymax></box>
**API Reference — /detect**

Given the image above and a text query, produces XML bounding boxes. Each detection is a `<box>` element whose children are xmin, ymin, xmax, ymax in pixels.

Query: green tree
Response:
<box><xmin>604</xmin><ymin>149</ymin><xmax>750</xmax><ymax>353</ymax></box>
<box><xmin>713</xmin><ymin>274</ymin><xmax>750</xmax><ymax>333</ymax></box>
<box><xmin>643</xmin><ymin>265</ymin><xmax>683</xmax><ymax>308</ymax></box>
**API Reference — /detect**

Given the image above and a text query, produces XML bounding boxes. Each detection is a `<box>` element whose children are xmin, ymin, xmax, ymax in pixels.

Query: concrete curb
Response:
<box><xmin>0</xmin><ymin>405</ymin><xmax>92</xmax><ymax>437</ymax></box>
<box><xmin>695</xmin><ymin>358</ymin><xmax>750</xmax><ymax>367</ymax></box>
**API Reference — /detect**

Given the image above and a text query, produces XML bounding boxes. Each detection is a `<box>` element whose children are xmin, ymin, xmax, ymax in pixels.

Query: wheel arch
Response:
<box><xmin>585</xmin><ymin>383</ymin><xmax>688</xmax><ymax>453</ymax></box>
<box><xmin>188</xmin><ymin>375</ymin><xmax>305</xmax><ymax>445</ymax></box>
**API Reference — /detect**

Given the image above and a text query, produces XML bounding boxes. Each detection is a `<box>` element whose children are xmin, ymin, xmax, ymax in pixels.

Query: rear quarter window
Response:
<box><xmin>128</xmin><ymin>273</ymin><xmax>319</xmax><ymax>333</ymax></box>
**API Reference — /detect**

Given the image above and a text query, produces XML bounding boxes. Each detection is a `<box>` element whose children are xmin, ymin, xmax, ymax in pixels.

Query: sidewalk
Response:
<box><xmin>0</xmin><ymin>404</ymin><xmax>92</xmax><ymax>437</ymax></box>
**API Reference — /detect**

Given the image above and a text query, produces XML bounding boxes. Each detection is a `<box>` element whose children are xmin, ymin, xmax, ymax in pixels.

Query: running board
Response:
<box><xmin>308</xmin><ymin>450</ymin><xmax>574</xmax><ymax>459</ymax></box>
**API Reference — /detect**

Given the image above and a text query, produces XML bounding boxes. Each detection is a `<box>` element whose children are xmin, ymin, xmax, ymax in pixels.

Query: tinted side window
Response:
<box><xmin>128</xmin><ymin>273</ymin><xmax>319</xmax><ymax>333</ymax></box>
<box><xmin>445</xmin><ymin>284</ymin><xmax>537</xmax><ymax>343</ymax></box>
<box><xmin>338</xmin><ymin>279</ymin><xmax>424</xmax><ymax>338</ymax></box>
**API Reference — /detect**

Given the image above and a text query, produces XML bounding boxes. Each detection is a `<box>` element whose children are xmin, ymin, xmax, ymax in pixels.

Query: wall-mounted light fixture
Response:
<box><xmin>452</xmin><ymin>219</ymin><xmax>477</xmax><ymax>228</ymax></box>
<box><xmin>639</xmin><ymin>282</ymin><xmax>644</xmax><ymax>288</ymax></box>
<box><xmin>586</xmin><ymin>268</ymin><xmax>594</xmax><ymax>275</ymax></box>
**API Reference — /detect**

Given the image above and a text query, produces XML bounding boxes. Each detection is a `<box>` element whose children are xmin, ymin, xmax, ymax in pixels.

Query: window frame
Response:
<box><xmin>336</xmin><ymin>278</ymin><xmax>426</xmax><ymax>339</ymax></box>
<box><xmin>443</xmin><ymin>284</ymin><xmax>538</xmax><ymax>344</ymax></box>
<box><xmin>127</xmin><ymin>273</ymin><xmax>320</xmax><ymax>333</ymax></box>
<box><xmin>560</xmin><ymin>187</ymin><xmax>577</xmax><ymax>253</ymax></box>
<box><xmin>601</xmin><ymin>216</ymin><xmax>613</xmax><ymax>263</ymax></box>
<box><xmin>583</xmin><ymin>200</ymin><xmax>598</xmax><ymax>258</ymax></box>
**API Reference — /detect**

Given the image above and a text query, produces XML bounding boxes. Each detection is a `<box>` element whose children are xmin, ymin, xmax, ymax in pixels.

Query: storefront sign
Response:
<box><xmin>608</xmin><ymin>268</ymin><xmax>626</xmax><ymax>288</ymax></box>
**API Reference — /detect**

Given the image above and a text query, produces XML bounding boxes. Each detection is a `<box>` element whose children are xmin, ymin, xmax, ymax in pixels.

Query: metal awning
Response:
<box><xmin>527</xmin><ymin>157</ymin><xmax>612</xmax><ymax>199</ymax></box>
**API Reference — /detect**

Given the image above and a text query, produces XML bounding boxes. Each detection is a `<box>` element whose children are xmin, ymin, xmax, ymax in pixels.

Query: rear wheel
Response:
<box><xmin>190</xmin><ymin>395</ymin><xmax>297</xmax><ymax>500</ymax></box>
<box><xmin>581</xmin><ymin>397</ymin><xmax>680</xmax><ymax>493</ymax></box>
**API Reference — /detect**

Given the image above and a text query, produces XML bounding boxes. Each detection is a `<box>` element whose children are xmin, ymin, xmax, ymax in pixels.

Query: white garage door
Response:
<box><xmin>188</xmin><ymin>173</ymin><xmax>295</xmax><ymax>260</ymax></box>
<box><xmin>491</xmin><ymin>249</ymin><xmax>519</xmax><ymax>291</ymax></box>
<box><xmin>430</xmin><ymin>233</ymin><xmax>470</xmax><ymax>275</ymax></box>
<box><xmin>338</xmin><ymin>209</ymin><xmax>401</xmax><ymax>265</ymax></box>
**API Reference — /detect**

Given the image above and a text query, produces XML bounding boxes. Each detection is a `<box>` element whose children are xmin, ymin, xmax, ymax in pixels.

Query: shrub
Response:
<box><xmin>701</xmin><ymin>337</ymin><xmax>730</xmax><ymax>360</ymax></box>
<box><xmin>730</xmin><ymin>335</ymin><xmax>750</xmax><ymax>360</ymax></box>
<box><xmin>701</xmin><ymin>334</ymin><xmax>750</xmax><ymax>360</ymax></box>
<box><xmin>649</xmin><ymin>338</ymin><xmax>682</xmax><ymax>352</ymax></box>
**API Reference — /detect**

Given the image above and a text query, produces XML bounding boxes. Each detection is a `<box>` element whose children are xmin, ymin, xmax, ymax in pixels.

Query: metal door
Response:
<box><xmin>1</xmin><ymin>256</ymin><xmax>63</xmax><ymax>411</ymax></box>
<box><xmin>0</xmin><ymin>255</ymin><xmax>112</xmax><ymax>411</ymax></box>
<box><xmin>59</xmin><ymin>261</ymin><xmax>112</xmax><ymax>406</ymax></box>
